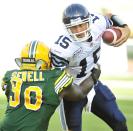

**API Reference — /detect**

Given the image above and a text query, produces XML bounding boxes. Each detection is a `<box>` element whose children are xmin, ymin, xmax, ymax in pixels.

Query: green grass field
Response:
<box><xmin>48</xmin><ymin>100</ymin><xmax>133</xmax><ymax>131</ymax></box>
<box><xmin>0</xmin><ymin>76</ymin><xmax>133</xmax><ymax>131</ymax></box>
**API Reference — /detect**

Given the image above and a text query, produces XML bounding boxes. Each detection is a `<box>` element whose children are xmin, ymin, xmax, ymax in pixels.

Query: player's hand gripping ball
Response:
<box><xmin>102</xmin><ymin>27</ymin><xmax>122</xmax><ymax>45</ymax></box>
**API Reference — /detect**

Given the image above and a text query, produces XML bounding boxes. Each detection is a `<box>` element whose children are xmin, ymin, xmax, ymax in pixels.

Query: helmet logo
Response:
<box><xmin>22</xmin><ymin>58</ymin><xmax>36</xmax><ymax>63</ymax></box>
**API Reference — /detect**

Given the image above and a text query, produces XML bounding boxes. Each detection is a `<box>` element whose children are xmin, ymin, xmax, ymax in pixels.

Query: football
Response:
<box><xmin>102</xmin><ymin>27</ymin><xmax>122</xmax><ymax>45</ymax></box>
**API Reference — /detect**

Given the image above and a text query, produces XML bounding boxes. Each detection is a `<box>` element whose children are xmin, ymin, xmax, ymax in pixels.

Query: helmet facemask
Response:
<box><xmin>15</xmin><ymin>58</ymin><xmax>49</xmax><ymax>70</ymax></box>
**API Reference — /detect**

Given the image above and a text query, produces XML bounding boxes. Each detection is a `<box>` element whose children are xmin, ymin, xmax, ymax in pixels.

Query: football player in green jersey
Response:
<box><xmin>0</xmin><ymin>40</ymin><xmax>100</xmax><ymax>131</ymax></box>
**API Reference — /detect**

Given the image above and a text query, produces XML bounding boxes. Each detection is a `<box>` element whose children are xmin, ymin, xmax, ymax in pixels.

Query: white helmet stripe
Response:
<box><xmin>29</xmin><ymin>40</ymin><xmax>38</xmax><ymax>58</ymax></box>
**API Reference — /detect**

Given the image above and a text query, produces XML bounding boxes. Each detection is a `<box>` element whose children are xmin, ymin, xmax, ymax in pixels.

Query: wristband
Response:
<box><xmin>111</xmin><ymin>15</ymin><xmax>127</xmax><ymax>27</ymax></box>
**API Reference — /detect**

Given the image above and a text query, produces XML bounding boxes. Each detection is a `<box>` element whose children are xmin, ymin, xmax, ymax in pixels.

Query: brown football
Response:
<box><xmin>102</xmin><ymin>27</ymin><xmax>122</xmax><ymax>45</ymax></box>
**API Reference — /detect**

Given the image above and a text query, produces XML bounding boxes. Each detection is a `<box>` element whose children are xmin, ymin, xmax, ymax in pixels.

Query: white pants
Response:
<box><xmin>85</xmin><ymin>87</ymin><xmax>96</xmax><ymax>112</ymax></box>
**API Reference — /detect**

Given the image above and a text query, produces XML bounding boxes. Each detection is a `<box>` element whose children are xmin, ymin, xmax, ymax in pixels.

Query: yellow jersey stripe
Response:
<box><xmin>55</xmin><ymin>72</ymin><xmax>73</xmax><ymax>94</ymax></box>
<box><xmin>55</xmin><ymin>70</ymin><xmax>66</xmax><ymax>85</ymax></box>
<box><xmin>55</xmin><ymin>75</ymin><xmax>69</xmax><ymax>92</ymax></box>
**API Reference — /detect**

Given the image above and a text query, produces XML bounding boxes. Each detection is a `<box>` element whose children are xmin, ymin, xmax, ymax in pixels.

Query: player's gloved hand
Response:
<box><xmin>91</xmin><ymin>64</ymin><xmax>101</xmax><ymax>84</ymax></box>
<box><xmin>112</xmin><ymin>26</ymin><xmax>130</xmax><ymax>47</ymax></box>
<box><xmin>1</xmin><ymin>80</ymin><xmax>10</xmax><ymax>101</ymax></box>
<box><xmin>1</xmin><ymin>80</ymin><xmax>7</xmax><ymax>91</ymax></box>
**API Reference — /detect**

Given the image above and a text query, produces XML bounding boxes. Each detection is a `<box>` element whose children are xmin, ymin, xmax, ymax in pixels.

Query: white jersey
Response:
<box><xmin>50</xmin><ymin>12</ymin><xmax>112</xmax><ymax>85</ymax></box>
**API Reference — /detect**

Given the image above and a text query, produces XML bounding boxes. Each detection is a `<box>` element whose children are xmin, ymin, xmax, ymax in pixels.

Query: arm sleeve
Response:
<box><xmin>54</xmin><ymin>70</ymin><xmax>73</xmax><ymax>94</ymax></box>
<box><xmin>104</xmin><ymin>16</ymin><xmax>113</xmax><ymax>28</ymax></box>
<box><xmin>50</xmin><ymin>52</ymin><xmax>69</xmax><ymax>68</ymax></box>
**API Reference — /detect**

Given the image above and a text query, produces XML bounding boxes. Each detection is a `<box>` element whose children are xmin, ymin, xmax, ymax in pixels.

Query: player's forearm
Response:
<box><xmin>108</xmin><ymin>14</ymin><xmax>131</xmax><ymax>34</ymax></box>
<box><xmin>72</xmin><ymin>78</ymin><xmax>94</xmax><ymax>99</ymax></box>
<box><xmin>62</xmin><ymin>75</ymin><xmax>94</xmax><ymax>101</ymax></box>
<box><xmin>61</xmin><ymin>83</ymin><xmax>87</xmax><ymax>101</ymax></box>
<box><xmin>76</xmin><ymin>76</ymin><xmax>94</xmax><ymax>96</ymax></box>
<box><xmin>61</xmin><ymin>65</ymin><xmax>101</xmax><ymax>101</ymax></box>
<box><xmin>110</xmin><ymin>15</ymin><xmax>127</xmax><ymax>28</ymax></box>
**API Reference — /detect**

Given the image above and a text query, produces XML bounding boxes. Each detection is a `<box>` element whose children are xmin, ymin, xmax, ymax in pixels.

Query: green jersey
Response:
<box><xmin>0</xmin><ymin>68</ymin><xmax>73</xmax><ymax>131</ymax></box>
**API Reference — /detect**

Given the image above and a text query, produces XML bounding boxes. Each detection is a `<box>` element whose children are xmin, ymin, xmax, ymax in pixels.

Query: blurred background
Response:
<box><xmin>0</xmin><ymin>0</ymin><xmax>133</xmax><ymax>130</ymax></box>
<box><xmin>0</xmin><ymin>0</ymin><xmax>133</xmax><ymax>76</ymax></box>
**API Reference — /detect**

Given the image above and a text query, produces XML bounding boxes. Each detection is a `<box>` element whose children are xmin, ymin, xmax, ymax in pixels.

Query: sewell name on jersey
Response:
<box><xmin>11</xmin><ymin>71</ymin><xmax>45</xmax><ymax>82</ymax></box>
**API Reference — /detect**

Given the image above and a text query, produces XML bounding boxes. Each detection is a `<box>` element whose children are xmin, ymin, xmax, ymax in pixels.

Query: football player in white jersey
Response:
<box><xmin>50</xmin><ymin>3</ymin><xmax>130</xmax><ymax>131</ymax></box>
